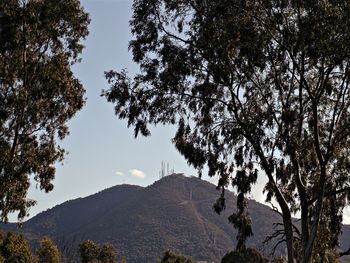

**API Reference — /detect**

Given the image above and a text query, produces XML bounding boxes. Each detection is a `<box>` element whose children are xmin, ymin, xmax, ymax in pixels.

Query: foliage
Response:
<box><xmin>0</xmin><ymin>0</ymin><xmax>90</xmax><ymax>222</ymax></box>
<box><xmin>221</xmin><ymin>248</ymin><xmax>287</xmax><ymax>263</ymax></box>
<box><xmin>221</xmin><ymin>248</ymin><xmax>268</xmax><ymax>263</ymax></box>
<box><xmin>79</xmin><ymin>240</ymin><xmax>100</xmax><ymax>263</ymax></box>
<box><xmin>270</xmin><ymin>258</ymin><xmax>287</xmax><ymax>263</ymax></box>
<box><xmin>104</xmin><ymin>1</ymin><xmax>350</xmax><ymax>262</ymax></box>
<box><xmin>79</xmin><ymin>240</ymin><xmax>118</xmax><ymax>263</ymax></box>
<box><xmin>99</xmin><ymin>243</ymin><xmax>117</xmax><ymax>263</ymax></box>
<box><xmin>294</xmin><ymin>222</ymin><xmax>340</xmax><ymax>263</ymax></box>
<box><xmin>160</xmin><ymin>250</ymin><xmax>194</xmax><ymax>263</ymax></box>
<box><xmin>227</xmin><ymin>193</ymin><xmax>253</xmax><ymax>250</ymax></box>
<box><xmin>0</xmin><ymin>232</ymin><xmax>32</xmax><ymax>263</ymax></box>
<box><xmin>36</xmin><ymin>236</ymin><xmax>61</xmax><ymax>263</ymax></box>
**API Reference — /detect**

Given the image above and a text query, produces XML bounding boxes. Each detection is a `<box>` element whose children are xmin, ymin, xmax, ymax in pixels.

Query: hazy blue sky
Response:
<box><xmin>17</xmin><ymin>0</ymin><xmax>350</xmax><ymax>224</ymax></box>
<box><xmin>24</xmin><ymin>0</ymin><xmax>200</xmax><ymax>220</ymax></box>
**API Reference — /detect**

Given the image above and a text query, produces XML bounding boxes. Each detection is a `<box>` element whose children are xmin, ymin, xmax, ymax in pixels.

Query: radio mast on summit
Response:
<box><xmin>159</xmin><ymin>161</ymin><xmax>174</xmax><ymax>179</ymax></box>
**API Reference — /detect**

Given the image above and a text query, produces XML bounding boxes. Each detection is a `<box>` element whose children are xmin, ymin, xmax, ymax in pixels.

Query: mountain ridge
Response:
<box><xmin>1</xmin><ymin>173</ymin><xmax>349</xmax><ymax>262</ymax></box>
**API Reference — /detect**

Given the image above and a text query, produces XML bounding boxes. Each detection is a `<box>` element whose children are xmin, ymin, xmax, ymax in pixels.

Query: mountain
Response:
<box><xmin>1</xmin><ymin>173</ymin><xmax>350</xmax><ymax>262</ymax></box>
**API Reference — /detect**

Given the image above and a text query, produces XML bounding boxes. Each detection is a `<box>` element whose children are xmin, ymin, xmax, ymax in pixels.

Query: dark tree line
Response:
<box><xmin>0</xmin><ymin>231</ymin><xmax>124</xmax><ymax>263</ymax></box>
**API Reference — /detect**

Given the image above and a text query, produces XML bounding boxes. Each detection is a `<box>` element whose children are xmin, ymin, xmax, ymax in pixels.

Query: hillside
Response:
<box><xmin>1</xmin><ymin>174</ymin><xmax>350</xmax><ymax>262</ymax></box>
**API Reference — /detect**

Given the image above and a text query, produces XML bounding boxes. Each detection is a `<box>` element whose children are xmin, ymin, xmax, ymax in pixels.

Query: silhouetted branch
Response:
<box><xmin>271</xmin><ymin>204</ymin><xmax>301</xmax><ymax>237</ymax></box>
<box><xmin>339</xmin><ymin>247</ymin><xmax>350</xmax><ymax>257</ymax></box>
<box><xmin>308</xmin><ymin>187</ymin><xmax>350</xmax><ymax>205</ymax></box>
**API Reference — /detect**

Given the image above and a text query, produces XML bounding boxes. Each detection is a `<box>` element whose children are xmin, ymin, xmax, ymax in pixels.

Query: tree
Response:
<box><xmin>79</xmin><ymin>240</ymin><xmax>100</xmax><ymax>263</ymax></box>
<box><xmin>103</xmin><ymin>1</ymin><xmax>350</xmax><ymax>262</ymax></box>
<box><xmin>99</xmin><ymin>243</ymin><xmax>117</xmax><ymax>263</ymax></box>
<box><xmin>0</xmin><ymin>232</ymin><xmax>32</xmax><ymax>263</ymax></box>
<box><xmin>36</xmin><ymin>236</ymin><xmax>61</xmax><ymax>263</ymax></box>
<box><xmin>159</xmin><ymin>250</ymin><xmax>194</xmax><ymax>263</ymax></box>
<box><xmin>0</xmin><ymin>0</ymin><xmax>90</xmax><ymax>222</ymax></box>
<box><xmin>79</xmin><ymin>240</ymin><xmax>118</xmax><ymax>263</ymax></box>
<box><xmin>221</xmin><ymin>248</ymin><xmax>268</xmax><ymax>263</ymax></box>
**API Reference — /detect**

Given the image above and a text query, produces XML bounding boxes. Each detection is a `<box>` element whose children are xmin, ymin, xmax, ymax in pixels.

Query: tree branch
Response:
<box><xmin>308</xmin><ymin>186</ymin><xmax>350</xmax><ymax>205</ymax></box>
<box><xmin>340</xmin><ymin>247</ymin><xmax>350</xmax><ymax>257</ymax></box>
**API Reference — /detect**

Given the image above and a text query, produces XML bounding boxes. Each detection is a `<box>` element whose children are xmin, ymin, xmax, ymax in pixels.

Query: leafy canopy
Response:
<box><xmin>221</xmin><ymin>247</ymin><xmax>269</xmax><ymax>263</ymax></box>
<box><xmin>159</xmin><ymin>250</ymin><xmax>194</xmax><ymax>263</ymax></box>
<box><xmin>0</xmin><ymin>232</ymin><xmax>32</xmax><ymax>263</ymax></box>
<box><xmin>0</xmin><ymin>0</ymin><xmax>89</xmax><ymax>222</ymax></box>
<box><xmin>104</xmin><ymin>0</ymin><xmax>350</xmax><ymax>262</ymax></box>
<box><xmin>37</xmin><ymin>236</ymin><xmax>61</xmax><ymax>263</ymax></box>
<box><xmin>79</xmin><ymin>240</ymin><xmax>118</xmax><ymax>263</ymax></box>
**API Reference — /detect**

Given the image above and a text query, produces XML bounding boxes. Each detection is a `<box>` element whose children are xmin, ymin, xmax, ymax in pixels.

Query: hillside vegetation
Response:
<box><xmin>2</xmin><ymin>174</ymin><xmax>350</xmax><ymax>262</ymax></box>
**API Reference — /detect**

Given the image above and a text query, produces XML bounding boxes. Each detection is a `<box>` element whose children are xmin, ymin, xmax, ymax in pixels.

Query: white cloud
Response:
<box><xmin>115</xmin><ymin>171</ymin><xmax>124</xmax><ymax>176</ymax></box>
<box><xmin>129</xmin><ymin>169</ymin><xmax>145</xmax><ymax>179</ymax></box>
<box><xmin>343</xmin><ymin>208</ymin><xmax>350</xmax><ymax>224</ymax></box>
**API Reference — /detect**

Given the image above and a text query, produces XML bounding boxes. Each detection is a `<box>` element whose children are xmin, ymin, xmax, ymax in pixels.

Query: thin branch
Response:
<box><xmin>308</xmin><ymin>186</ymin><xmax>350</xmax><ymax>205</ymax></box>
<box><xmin>325</xmin><ymin>67</ymin><xmax>348</xmax><ymax>160</ymax></box>
<box><xmin>340</xmin><ymin>247</ymin><xmax>350</xmax><ymax>257</ymax></box>
<box><xmin>153</xmin><ymin>5</ymin><xmax>192</xmax><ymax>46</ymax></box>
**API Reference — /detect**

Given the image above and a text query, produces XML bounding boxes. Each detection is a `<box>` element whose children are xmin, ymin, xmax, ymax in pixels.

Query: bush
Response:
<box><xmin>221</xmin><ymin>248</ymin><xmax>268</xmax><ymax>263</ymax></box>
<box><xmin>1</xmin><ymin>232</ymin><xmax>32</xmax><ymax>263</ymax></box>
<box><xmin>160</xmin><ymin>250</ymin><xmax>194</xmax><ymax>263</ymax></box>
<box><xmin>37</xmin><ymin>236</ymin><xmax>61</xmax><ymax>263</ymax></box>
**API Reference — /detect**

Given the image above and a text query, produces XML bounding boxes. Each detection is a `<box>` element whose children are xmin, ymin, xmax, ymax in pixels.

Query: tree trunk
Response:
<box><xmin>248</xmin><ymin>136</ymin><xmax>294</xmax><ymax>262</ymax></box>
<box><xmin>276</xmin><ymin>192</ymin><xmax>294</xmax><ymax>263</ymax></box>
<box><xmin>303</xmin><ymin>166</ymin><xmax>327</xmax><ymax>263</ymax></box>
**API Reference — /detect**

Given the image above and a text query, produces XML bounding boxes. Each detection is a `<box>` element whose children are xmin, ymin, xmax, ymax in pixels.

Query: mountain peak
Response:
<box><xmin>1</xmin><ymin>174</ymin><xmax>349</xmax><ymax>263</ymax></box>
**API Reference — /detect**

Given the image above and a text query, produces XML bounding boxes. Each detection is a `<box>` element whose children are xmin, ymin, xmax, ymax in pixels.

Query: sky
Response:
<box><xmin>15</xmin><ymin>0</ymin><xmax>350</xmax><ymax>224</ymax></box>
<box><xmin>23</xmin><ymin>0</ymin><xmax>199</xmax><ymax>220</ymax></box>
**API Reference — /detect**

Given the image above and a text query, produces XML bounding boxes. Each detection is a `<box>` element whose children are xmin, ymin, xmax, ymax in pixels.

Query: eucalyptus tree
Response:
<box><xmin>1</xmin><ymin>232</ymin><xmax>32</xmax><ymax>262</ymax></box>
<box><xmin>0</xmin><ymin>0</ymin><xmax>89</xmax><ymax>222</ymax></box>
<box><xmin>37</xmin><ymin>237</ymin><xmax>61</xmax><ymax>263</ymax></box>
<box><xmin>160</xmin><ymin>250</ymin><xmax>194</xmax><ymax>263</ymax></box>
<box><xmin>104</xmin><ymin>1</ymin><xmax>350</xmax><ymax>262</ymax></box>
<box><xmin>79</xmin><ymin>240</ymin><xmax>117</xmax><ymax>263</ymax></box>
<box><xmin>79</xmin><ymin>240</ymin><xmax>100</xmax><ymax>263</ymax></box>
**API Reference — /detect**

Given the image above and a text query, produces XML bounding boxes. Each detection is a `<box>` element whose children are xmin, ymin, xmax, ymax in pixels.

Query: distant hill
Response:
<box><xmin>1</xmin><ymin>173</ymin><xmax>350</xmax><ymax>262</ymax></box>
